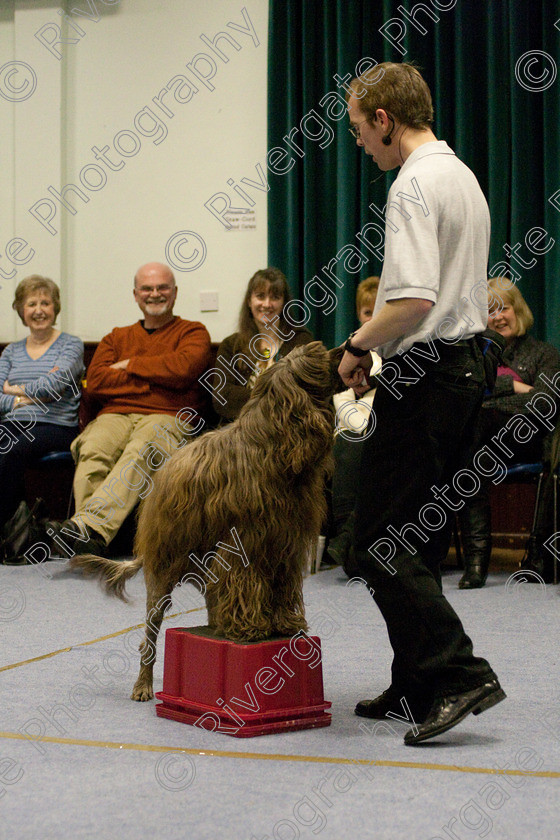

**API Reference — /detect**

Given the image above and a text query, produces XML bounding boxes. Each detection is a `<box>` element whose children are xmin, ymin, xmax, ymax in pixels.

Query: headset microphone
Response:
<box><xmin>382</xmin><ymin>115</ymin><xmax>395</xmax><ymax>146</ymax></box>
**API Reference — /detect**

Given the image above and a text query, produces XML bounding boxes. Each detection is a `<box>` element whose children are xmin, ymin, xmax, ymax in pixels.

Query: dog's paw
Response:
<box><xmin>131</xmin><ymin>683</ymin><xmax>154</xmax><ymax>702</ymax></box>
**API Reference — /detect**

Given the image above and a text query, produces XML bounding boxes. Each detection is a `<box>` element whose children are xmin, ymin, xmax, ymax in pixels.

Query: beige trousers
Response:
<box><xmin>70</xmin><ymin>413</ymin><xmax>185</xmax><ymax>544</ymax></box>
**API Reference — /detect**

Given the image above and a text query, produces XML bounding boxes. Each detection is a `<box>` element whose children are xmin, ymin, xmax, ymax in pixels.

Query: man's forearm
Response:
<box><xmin>349</xmin><ymin>298</ymin><xmax>433</xmax><ymax>351</ymax></box>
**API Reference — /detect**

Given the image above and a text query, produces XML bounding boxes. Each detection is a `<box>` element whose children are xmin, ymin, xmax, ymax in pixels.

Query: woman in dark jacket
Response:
<box><xmin>212</xmin><ymin>268</ymin><xmax>313</xmax><ymax>423</ymax></box>
<box><xmin>458</xmin><ymin>277</ymin><xmax>560</xmax><ymax>588</ymax></box>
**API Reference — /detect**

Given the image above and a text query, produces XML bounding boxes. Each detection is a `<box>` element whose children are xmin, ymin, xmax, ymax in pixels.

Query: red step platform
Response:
<box><xmin>155</xmin><ymin>626</ymin><xmax>331</xmax><ymax>737</ymax></box>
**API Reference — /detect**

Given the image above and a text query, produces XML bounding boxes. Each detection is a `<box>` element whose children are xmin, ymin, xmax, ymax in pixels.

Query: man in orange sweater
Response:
<box><xmin>24</xmin><ymin>262</ymin><xmax>212</xmax><ymax>558</ymax></box>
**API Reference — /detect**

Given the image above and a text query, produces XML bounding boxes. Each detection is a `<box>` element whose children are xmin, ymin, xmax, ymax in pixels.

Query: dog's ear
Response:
<box><xmin>283</xmin><ymin>341</ymin><xmax>346</xmax><ymax>399</ymax></box>
<box><xmin>251</xmin><ymin>345</ymin><xmax>334</xmax><ymax>474</ymax></box>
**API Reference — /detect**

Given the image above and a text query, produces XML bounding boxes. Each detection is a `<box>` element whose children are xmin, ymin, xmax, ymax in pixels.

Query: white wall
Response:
<box><xmin>0</xmin><ymin>0</ymin><xmax>268</xmax><ymax>343</ymax></box>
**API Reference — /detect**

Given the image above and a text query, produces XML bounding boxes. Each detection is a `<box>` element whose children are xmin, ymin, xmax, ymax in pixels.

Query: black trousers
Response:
<box><xmin>354</xmin><ymin>340</ymin><xmax>498</xmax><ymax>701</ymax></box>
<box><xmin>331</xmin><ymin>432</ymin><xmax>366</xmax><ymax>531</ymax></box>
<box><xmin>0</xmin><ymin>421</ymin><xmax>78</xmax><ymax>527</ymax></box>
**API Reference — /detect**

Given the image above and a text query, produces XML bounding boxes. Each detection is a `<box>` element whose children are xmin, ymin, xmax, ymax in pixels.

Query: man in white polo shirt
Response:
<box><xmin>339</xmin><ymin>62</ymin><xmax>506</xmax><ymax>745</ymax></box>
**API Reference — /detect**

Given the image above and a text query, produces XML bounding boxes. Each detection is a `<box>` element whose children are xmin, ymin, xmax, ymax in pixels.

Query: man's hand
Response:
<box><xmin>110</xmin><ymin>359</ymin><xmax>130</xmax><ymax>371</ymax></box>
<box><xmin>339</xmin><ymin>351</ymin><xmax>373</xmax><ymax>395</ymax></box>
<box><xmin>337</xmin><ymin>298</ymin><xmax>432</xmax><ymax>395</ymax></box>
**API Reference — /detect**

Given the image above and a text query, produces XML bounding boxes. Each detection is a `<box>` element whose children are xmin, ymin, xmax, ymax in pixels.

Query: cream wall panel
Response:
<box><xmin>0</xmin><ymin>0</ymin><xmax>268</xmax><ymax>343</ymax></box>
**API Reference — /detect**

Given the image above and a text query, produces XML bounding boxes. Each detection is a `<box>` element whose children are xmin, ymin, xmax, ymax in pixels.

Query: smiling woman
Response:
<box><xmin>0</xmin><ymin>276</ymin><xmax>84</xmax><ymax>558</ymax></box>
<box><xmin>457</xmin><ymin>277</ymin><xmax>560</xmax><ymax>589</ymax></box>
<box><xmin>210</xmin><ymin>267</ymin><xmax>314</xmax><ymax>423</ymax></box>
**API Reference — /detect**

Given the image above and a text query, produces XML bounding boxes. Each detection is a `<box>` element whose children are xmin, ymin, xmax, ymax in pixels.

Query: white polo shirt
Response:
<box><xmin>374</xmin><ymin>140</ymin><xmax>490</xmax><ymax>358</ymax></box>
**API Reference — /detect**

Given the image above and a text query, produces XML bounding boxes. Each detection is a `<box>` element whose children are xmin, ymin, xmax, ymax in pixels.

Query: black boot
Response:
<box><xmin>522</xmin><ymin>534</ymin><xmax>555</xmax><ymax>583</ymax></box>
<box><xmin>458</xmin><ymin>498</ymin><xmax>491</xmax><ymax>589</ymax></box>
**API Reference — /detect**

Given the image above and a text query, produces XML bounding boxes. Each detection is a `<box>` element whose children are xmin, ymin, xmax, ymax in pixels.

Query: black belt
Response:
<box><xmin>398</xmin><ymin>337</ymin><xmax>474</xmax><ymax>358</ymax></box>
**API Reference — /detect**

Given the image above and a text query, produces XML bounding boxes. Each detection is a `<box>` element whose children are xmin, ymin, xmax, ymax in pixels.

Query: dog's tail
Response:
<box><xmin>69</xmin><ymin>554</ymin><xmax>143</xmax><ymax>603</ymax></box>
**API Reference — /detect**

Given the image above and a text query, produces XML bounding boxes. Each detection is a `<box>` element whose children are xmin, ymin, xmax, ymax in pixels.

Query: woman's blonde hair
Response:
<box><xmin>488</xmin><ymin>277</ymin><xmax>534</xmax><ymax>336</ymax></box>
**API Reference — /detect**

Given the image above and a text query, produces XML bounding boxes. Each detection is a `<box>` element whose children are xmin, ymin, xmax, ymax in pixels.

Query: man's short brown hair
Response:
<box><xmin>347</xmin><ymin>62</ymin><xmax>433</xmax><ymax>130</ymax></box>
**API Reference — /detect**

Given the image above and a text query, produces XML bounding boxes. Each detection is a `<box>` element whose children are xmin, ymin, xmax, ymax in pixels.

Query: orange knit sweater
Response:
<box><xmin>86</xmin><ymin>317</ymin><xmax>212</xmax><ymax>417</ymax></box>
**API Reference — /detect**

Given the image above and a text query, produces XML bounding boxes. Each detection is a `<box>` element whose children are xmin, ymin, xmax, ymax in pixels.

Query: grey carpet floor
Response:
<box><xmin>1</xmin><ymin>562</ymin><xmax>558</xmax><ymax>840</ymax></box>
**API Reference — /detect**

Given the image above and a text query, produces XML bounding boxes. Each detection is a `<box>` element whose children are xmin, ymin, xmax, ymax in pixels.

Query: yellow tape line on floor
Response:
<box><xmin>0</xmin><ymin>730</ymin><xmax>557</xmax><ymax>777</ymax></box>
<box><xmin>0</xmin><ymin>607</ymin><xmax>205</xmax><ymax>673</ymax></box>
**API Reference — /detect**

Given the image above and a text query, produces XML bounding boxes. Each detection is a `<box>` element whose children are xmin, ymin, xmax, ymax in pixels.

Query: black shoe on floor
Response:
<box><xmin>44</xmin><ymin>519</ymin><xmax>107</xmax><ymax>558</ymax></box>
<box><xmin>404</xmin><ymin>678</ymin><xmax>506</xmax><ymax>745</ymax></box>
<box><xmin>355</xmin><ymin>687</ymin><xmax>432</xmax><ymax>725</ymax></box>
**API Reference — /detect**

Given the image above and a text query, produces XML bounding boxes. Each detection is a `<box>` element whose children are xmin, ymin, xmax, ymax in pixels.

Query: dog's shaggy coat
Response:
<box><xmin>70</xmin><ymin>342</ymin><xmax>343</xmax><ymax>700</ymax></box>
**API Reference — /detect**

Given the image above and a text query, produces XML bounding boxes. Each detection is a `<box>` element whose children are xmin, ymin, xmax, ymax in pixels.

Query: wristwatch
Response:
<box><xmin>344</xmin><ymin>332</ymin><xmax>369</xmax><ymax>357</ymax></box>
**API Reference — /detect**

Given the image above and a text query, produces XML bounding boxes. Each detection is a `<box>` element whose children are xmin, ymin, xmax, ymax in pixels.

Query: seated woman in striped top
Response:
<box><xmin>0</xmin><ymin>275</ymin><xmax>84</xmax><ymax>546</ymax></box>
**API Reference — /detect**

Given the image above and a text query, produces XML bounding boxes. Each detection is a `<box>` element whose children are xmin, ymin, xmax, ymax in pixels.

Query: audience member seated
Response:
<box><xmin>0</xmin><ymin>276</ymin><xmax>83</xmax><ymax>561</ymax></box>
<box><xmin>8</xmin><ymin>262</ymin><xmax>211</xmax><ymax>562</ymax></box>
<box><xmin>458</xmin><ymin>277</ymin><xmax>560</xmax><ymax>588</ymax></box>
<box><xmin>212</xmin><ymin>267</ymin><xmax>313</xmax><ymax>423</ymax></box>
<box><xmin>324</xmin><ymin>277</ymin><xmax>382</xmax><ymax>571</ymax></box>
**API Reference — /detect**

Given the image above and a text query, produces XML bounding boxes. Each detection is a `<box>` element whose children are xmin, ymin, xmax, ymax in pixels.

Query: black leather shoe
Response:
<box><xmin>404</xmin><ymin>678</ymin><xmax>506</xmax><ymax>745</ymax></box>
<box><xmin>355</xmin><ymin>688</ymin><xmax>432</xmax><ymax>724</ymax></box>
<box><xmin>44</xmin><ymin>519</ymin><xmax>107</xmax><ymax>558</ymax></box>
<box><xmin>11</xmin><ymin>518</ymin><xmax>107</xmax><ymax>563</ymax></box>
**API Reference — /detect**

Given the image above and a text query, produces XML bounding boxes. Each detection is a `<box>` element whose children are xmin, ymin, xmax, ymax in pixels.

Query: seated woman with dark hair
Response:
<box><xmin>0</xmin><ymin>275</ymin><xmax>84</xmax><ymax>554</ymax></box>
<box><xmin>458</xmin><ymin>277</ymin><xmax>560</xmax><ymax>588</ymax></box>
<box><xmin>212</xmin><ymin>267</ymin><xmax>313</xmax><ymax>423</ymax></box>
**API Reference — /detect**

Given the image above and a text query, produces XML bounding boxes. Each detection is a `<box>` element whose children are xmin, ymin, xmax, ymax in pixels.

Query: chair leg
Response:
<box><xmin>529</xmin><ymin>470</ymin><xmax>545</xmax><ymax>536</ymax></box>
<box><xmin>522</xmin><ymin>470</ymin><xmax>545</xmax><ymax>577</ymax></box>
<box><xmin>452</xmin><ymin>515</ymin><xmax>464</xmax><ymax>569</ymax></box>
<box><xmin>66</xmin><ymin>488</ymin><xmax>75</xmax><ymax>521</ymax></box>
<box><xmin>554</xmin><ymin>470</ymin><xmax>558</xmax><ymax>586</ymax></box>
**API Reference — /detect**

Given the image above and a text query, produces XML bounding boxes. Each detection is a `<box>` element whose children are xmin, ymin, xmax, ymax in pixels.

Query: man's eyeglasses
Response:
<box><xmin>348</xmin><ymin>119</ymin><xmax>369</xmax><ymax>139</ymax></box>
<box><xmin>136</xmin><ymin>285</ymin><xmax>174</xmax><ymax>295</ymax></box>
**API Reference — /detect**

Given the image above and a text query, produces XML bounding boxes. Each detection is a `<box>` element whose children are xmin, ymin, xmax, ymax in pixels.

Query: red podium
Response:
<box><xmin>155</xmin><ymin>626</ymin><xmax>331</xmax><ymax>737</ymax></box>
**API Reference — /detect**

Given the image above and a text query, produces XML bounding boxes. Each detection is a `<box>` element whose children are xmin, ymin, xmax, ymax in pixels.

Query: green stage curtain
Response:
<box><xmin>267</xmin><ymin>0</ymin><xmax>560</xmax><ymax>349</ymax></box>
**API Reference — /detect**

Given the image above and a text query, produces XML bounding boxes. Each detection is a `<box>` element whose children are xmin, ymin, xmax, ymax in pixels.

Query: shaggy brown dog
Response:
<box><xmin>70</xmin><ymin>342</ymin><xmax>344</xmax><ymax>701</ymax></box>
